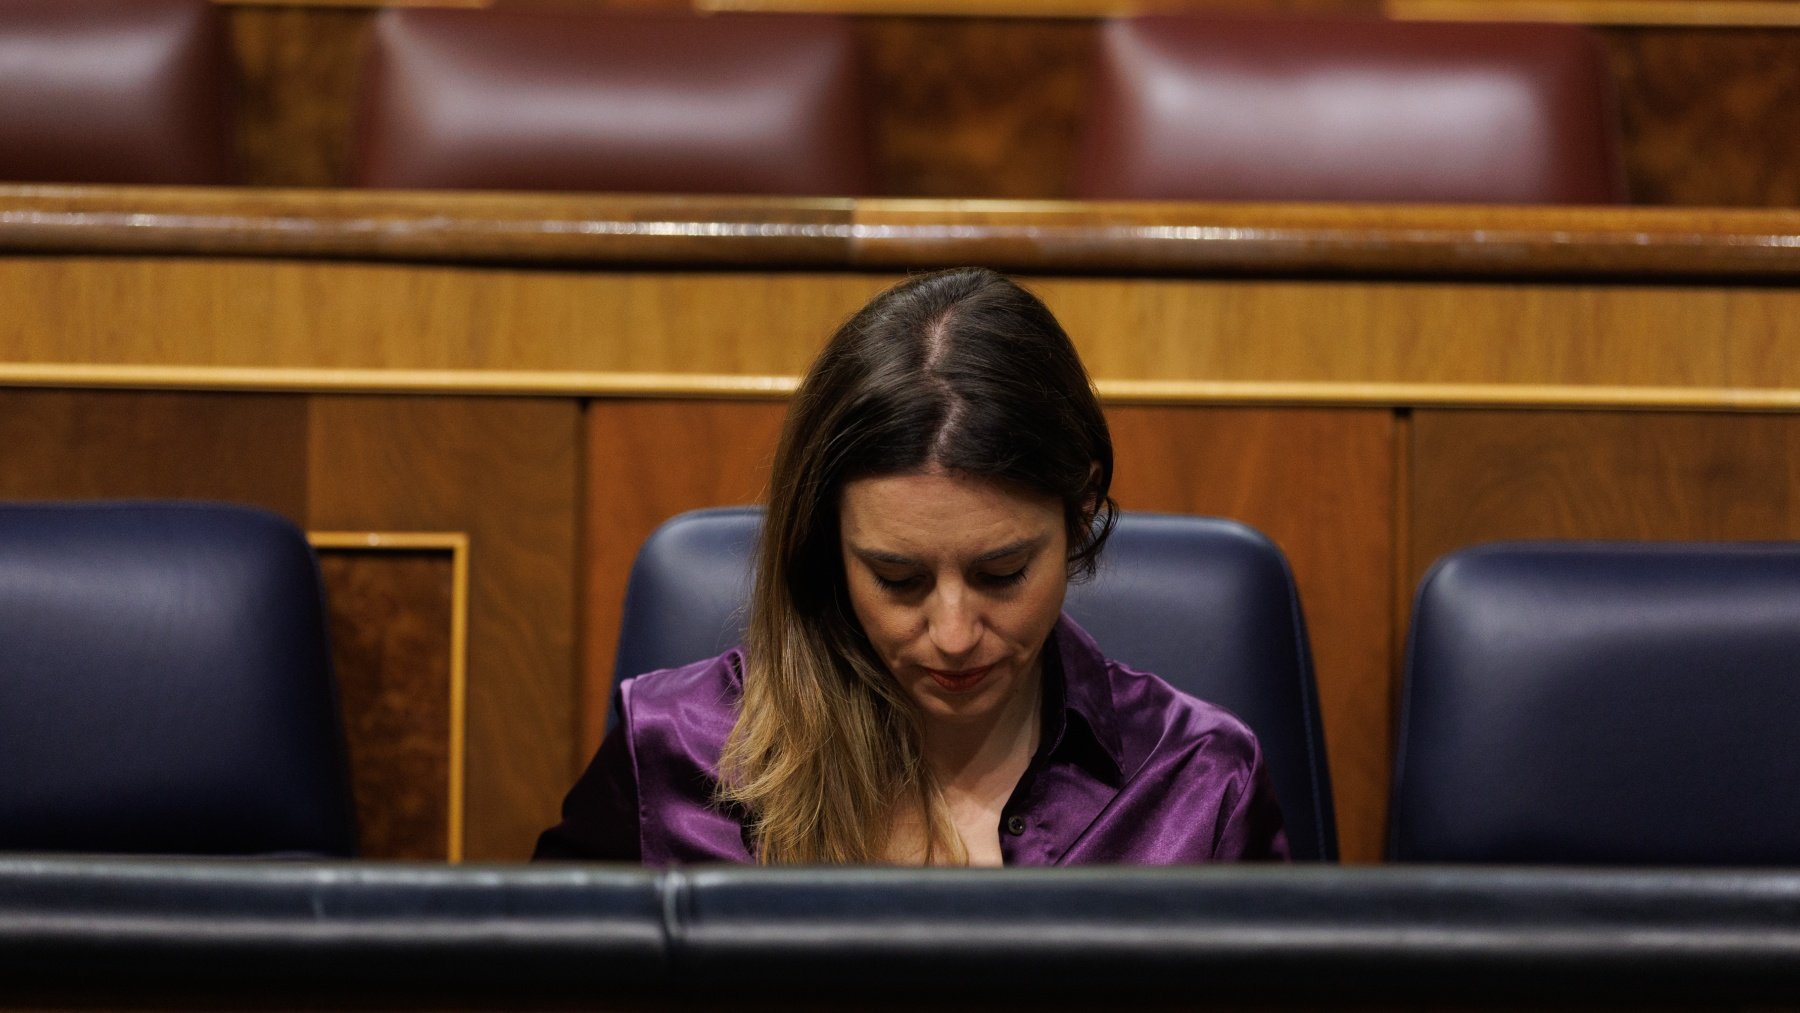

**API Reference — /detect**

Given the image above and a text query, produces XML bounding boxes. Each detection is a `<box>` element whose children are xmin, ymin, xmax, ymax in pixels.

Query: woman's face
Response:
<box><xmin>838</xmin><ymin>469</ymin><xmax>1069</xmax><ymax>729</ymax></box>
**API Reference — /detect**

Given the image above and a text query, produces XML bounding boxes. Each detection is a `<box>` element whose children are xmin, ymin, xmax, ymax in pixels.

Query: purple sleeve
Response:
<box><xmin>1216</xmin><ymin>747</ymin><xmax>1290</xmax><ymax>861</ymax></box>
<box><xmin>532</xmin><ymin>723</ymin><xmax>641</xmax><ymax>862</ymax></box>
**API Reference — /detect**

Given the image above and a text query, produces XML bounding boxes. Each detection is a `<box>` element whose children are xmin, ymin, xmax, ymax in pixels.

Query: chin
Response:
<box><xmin>911</xmin><ymin>673</ymin><xmax>1014</xmax><ymax>720</ymax></box>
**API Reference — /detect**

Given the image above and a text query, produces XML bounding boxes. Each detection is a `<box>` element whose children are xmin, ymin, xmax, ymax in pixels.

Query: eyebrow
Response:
<box><xmin>849</xmin><ymin>535</ymin><xmax>1047</xmax><ymax>568</ymax></box>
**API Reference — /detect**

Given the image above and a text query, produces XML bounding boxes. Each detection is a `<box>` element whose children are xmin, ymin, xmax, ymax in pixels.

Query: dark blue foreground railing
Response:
<box><xmin>4</xmin><ymin>858</ymin><xmax>1800</xmax><ymax>1006</ymax></box>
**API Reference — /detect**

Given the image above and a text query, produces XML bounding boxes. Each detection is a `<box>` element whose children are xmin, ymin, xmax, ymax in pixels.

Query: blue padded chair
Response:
<box><xmin>0</xmin><ymin>502</ymin><xmax>356</xmax><ymax>857</ymax></box>
<box><xmin>614</xmin><ymin>507</ymin><xmax>1337</xmax><ymax>861</ymax></box>
<box><xmin>1390</xmin><ymin>542</ymin><xmax>1800</xmax><ymax>864</ymax></box>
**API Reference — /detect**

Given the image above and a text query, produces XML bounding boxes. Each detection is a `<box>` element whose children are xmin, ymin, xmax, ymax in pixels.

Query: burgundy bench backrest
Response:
<box><xmin>354</xmin><ymin>9</ymin><xmax>872</xmax><ymax>196</ymax></box>
<box><xmin>1075</xmin><ymin>17</ymin><xmax>1627</xmax><ymax>204</ymax></box>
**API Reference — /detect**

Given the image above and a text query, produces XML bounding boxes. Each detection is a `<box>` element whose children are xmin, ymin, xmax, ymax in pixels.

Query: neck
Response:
<box><xmin>920</xmin><ymin>656</ymin><xmax>1044</xmax><ymax>792</ymax></box>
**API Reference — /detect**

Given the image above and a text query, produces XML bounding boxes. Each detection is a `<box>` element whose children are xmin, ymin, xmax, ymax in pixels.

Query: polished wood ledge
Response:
<box><xmin>4</xmin><ymin>185</ymin><xmax>1800</xmax><ymax>279</ymax></box>
<box><xmin>5</xmin><ymin>186</ymin><xmax>1800</xmax><ymax>409</ymax></box>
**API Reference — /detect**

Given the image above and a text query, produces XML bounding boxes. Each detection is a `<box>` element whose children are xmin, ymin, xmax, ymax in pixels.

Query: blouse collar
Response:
<box><xmin>1036</xmin><ymin>614</ymin><xmax>1125</xmax><ymax>786</ymax></box>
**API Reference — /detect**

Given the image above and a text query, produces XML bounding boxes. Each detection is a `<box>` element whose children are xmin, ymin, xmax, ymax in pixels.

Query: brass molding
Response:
<box><xmin>0</xmin><ymin>364</ymin><xmax>798</xmax><ymax>400</ymax></box>
<box><xmin>7</xmin><ymin>363</ymin><xmax>1800</xmax><ymax>411</ymax></box>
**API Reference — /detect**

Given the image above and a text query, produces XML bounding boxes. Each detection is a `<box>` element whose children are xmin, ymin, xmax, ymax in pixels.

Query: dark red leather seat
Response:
<box><xmin>0</xmin><ymin>0</ymin><xmax>234</xmax><ymax>185</ymax></box>
<box><xmin>1075</xmin><ymin>17</ymin><xmax>1627</xmax><ymax>204</ymax></box>
<box><xmin>353</xmin><ymin>9</ymin><xmax>872</xmax><ymax>196</ymax></box>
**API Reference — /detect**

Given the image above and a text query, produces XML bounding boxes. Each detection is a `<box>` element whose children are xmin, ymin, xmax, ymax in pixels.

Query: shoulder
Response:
<box><xmin>1093</xmin><ymin>657</ymin><xmax>1289</xmax><ymax>862</ymax></box>
<box><xmin>617</xmin><ymin>647</ymin><xmax>743</xmax><ymax>765</ymax></box>
<box><xmin>613</xmin><ymin>647</ymin><xmax>756</xmax><ymax>864</ymax></box>
<box><xmin>618</xmin><ymin>648</ymin><xmax>743</xmax><ymax>717</ymax></box>
<box><xmin>1054</xmin><ymin>615</ymin><xmax>1263</xmax><ymax>780</ymax></box>
<box><xmin>1104</xmin><ymin>659</ymin><xmax>1265</xmax><ymax>779</ymax></box>
<box><xmin>1095</xmin><ymin>657</ymin><xmax>1288</xmax><ymax>862</ymax></box>
<box><xmin>533</xmin><ymin>650</ymin><xmax>742</xmax><ymax>864</ymax></box>
<box><xmin>1052</xmin><ymin>616</ymin><xmax>1289</xmax><ymax>861</ymax></box>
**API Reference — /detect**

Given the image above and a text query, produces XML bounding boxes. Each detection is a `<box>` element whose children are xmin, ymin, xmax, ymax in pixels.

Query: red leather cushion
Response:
<box><xmin>354</xmin><ymin>10</ymin><xmax>872</xmax><ymax>196</ymax></box>
<box><xmin>0</xmin><ymin>0</ymin><xmax>233</xmax><ymax>185</ymax></box>
<box><xmin>1075</xmin><ymin>17</ymin><xmax>1627</xmax><ymax>204</ymax></box>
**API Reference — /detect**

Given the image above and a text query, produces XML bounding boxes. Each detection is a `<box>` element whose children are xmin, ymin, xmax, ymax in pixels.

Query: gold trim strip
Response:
<box><xmin>0</xmin><ymin>364</ymin><xmax>798</xmax><ymax>399</ymax></box>
<box><xmin>1092</xmin><ymin>380</ymin><xmax>1800</xmax><ymax>411</ymax></box>
<box><xmin>308</xmin><ymin>531</ymin><xmax>471</xmax><ymax>864</ymax></box>
<box><xmin>311</xmin><ymin>531</ymin><xmax>470</xmax><ymax>552</ymax></box>
<box><xmin>447</xmin><ymin>534</ymin><xmax>469</xmax><ymax>866</ymax></box>
<box><xmin>9</xmin><ymin>362</ymin><xmax>1800</xmax><ymax>411</ymax></box>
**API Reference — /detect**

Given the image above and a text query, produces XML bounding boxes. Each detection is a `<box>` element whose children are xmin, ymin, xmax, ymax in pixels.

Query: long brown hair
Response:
<box><xmin>717</xmin><ymin>268</ymin><xmax>1116</xmax><ymax>863</ymax></box>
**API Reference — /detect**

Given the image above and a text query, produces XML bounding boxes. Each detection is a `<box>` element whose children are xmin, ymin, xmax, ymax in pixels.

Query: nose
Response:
<box><xmin>926</xmin><ymin>585</ymin><xmax>981</xmax><ymax>661</ymax></box>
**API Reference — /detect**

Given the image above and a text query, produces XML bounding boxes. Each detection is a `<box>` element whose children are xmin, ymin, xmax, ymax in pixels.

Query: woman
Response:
<box><xmin>536</xmin><ymin>268</ymin><xmax>1287</xmax><ymax>865</ymax></box>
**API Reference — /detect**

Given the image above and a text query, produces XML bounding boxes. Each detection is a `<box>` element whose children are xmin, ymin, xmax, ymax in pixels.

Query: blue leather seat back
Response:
<box><xmin>1391</xmin><ymin>542</ymin><xmax>1800</xmax><ymax>864</ymax></box>
<box><xmin>614</xmin><ymin>507</ymin><xmax>1337</xmax><ymax>860</ymax></box>
<box><xmin>0</xmin><ymin>502</ymin><xmax>356</xmax><ymax>856</ymax></box>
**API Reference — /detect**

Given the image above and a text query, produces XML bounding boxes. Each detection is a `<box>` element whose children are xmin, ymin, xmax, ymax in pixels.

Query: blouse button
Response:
<box><xmin>1005</xmin><ymin>815</ymin><xmax>1026</xmax><ymax>836</ymax></box>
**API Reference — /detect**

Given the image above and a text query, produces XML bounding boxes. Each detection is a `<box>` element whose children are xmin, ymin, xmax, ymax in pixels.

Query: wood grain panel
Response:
<box><xmin>0</xmin><ymin>389</ymin><xmax>307</xmax><ymax>513</ymax></box>
<box><xmin>317</xmin><ymin>548</ymin><xmax>456</xmax><ymax>860</ymax></box>
<box><xmin>1603</xmin><ymin>26</ymin><xmax>1800</xmax><ymax>206</ymax></box>
<box><xmin>0</xmin><ymin>259</ymin><xmax>881</xmax><ymax>376</ymax></box>
<box><xmin>230</xmin><ymin>7</ymin><xmax>372</xmax><ymax>187</ymax></box>
<box><xmin>1105</xmin><ymin>406</ymin><xmax>1398</xmax><ymax>864</ymax></box>
<box><xmin>1410</xmin><ymin>409</ymin><xmax>1800</xmax><ymax>588</ymax></box>
<box><xmin>306</xmin><ymin>396</ymin><xmax>581</xmax><ymax>861</ymax></box>
<box><xmin>580</xmin><ymin>399</ymin><xmax>789</xmax><ymax>757</ymax></box>
<box><xmin>861</xmin><ymin>18</ymin><xmax>1092</xmax><ymax>198</ymax></box>
<box><xmin>9</xmin><ymin>257</ymin><xmax>1800</xmax><ymax>405</ymax></box>
<box><xmin>1027</xmin><ymin>276</ymin><xmax>1766</xmax><ymax>391</ymax></box>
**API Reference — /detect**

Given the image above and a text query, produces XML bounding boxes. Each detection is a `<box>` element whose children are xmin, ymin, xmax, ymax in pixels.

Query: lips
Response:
<box><xmin>927</xmin><ymin>664</ymin><xmax>995</xmax><ymax>693</ymax></box>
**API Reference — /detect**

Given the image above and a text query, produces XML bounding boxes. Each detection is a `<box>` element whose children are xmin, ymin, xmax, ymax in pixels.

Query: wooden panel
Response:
<box><xmin>1410</xmin><ymin>409</ymin><xmax>1800</xmax><ymax>587</ymax></box>
<box><xmin>861</xmin><ymin>18</ymin><xmax>1091</xmax><ymax>198</ymax></box>
<box><xmin>580</xmin><ymin>399</ymin><xmax>789</xmax><ymax>756</ymax></box>
<box><xmin>306</xmin><ymin>396</ymin><xmax>581</xmax><ymax>861</ymax></box>
<box><xmin>317</xmin><ymin>547</ymin><xmax>458</xmax><ymax>860</ymax></box>
<box><xmin>1029</xmin><ymin>275</ymin><xmax>1770</xmax><ymax>392</ymax></box>
<box><xmin>230</xmin><ymin>7</ymin><xmax>373</xmax><ymax>187</ymax></box>
<box><xmin>0</xmin><ymin>259</ymin><xmax>879</xmax><ymax>376</ymax></box>
<box><xmin>1603</xmin><ymin>27</ymin><xmax>1800</xmax><ymax>207</ymax></box>
<box><xmin>0</xmin><ymin>389</ymin><xmax>307</xmax><ymax>513</ymax></box>
<box><xmin>9</xmin><ymin>253</ymin><xmax>1800</xmax><ymax>408</ymax></box>
<box><xmin>1105</xmin><ymin>406</ymin><xmax>1398</xmax><ymax>864</ymax></box>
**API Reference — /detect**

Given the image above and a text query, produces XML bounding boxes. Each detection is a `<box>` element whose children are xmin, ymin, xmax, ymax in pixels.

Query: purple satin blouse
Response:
<box><xmin>535</xmin><ymin>615</ymin><xmax>1289</xmax><ymax>865</ymax></box>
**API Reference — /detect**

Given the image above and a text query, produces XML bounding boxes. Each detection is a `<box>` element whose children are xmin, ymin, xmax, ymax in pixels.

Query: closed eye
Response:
<box><xmin>978</xmin><ymin>566</ymin><xmax>1029</xmax><ymax>589</ymax></box>
<box><xmin>873</xmin><ymin>572</ymin><xmax>925</xmax><ymax>593</ymax></box>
